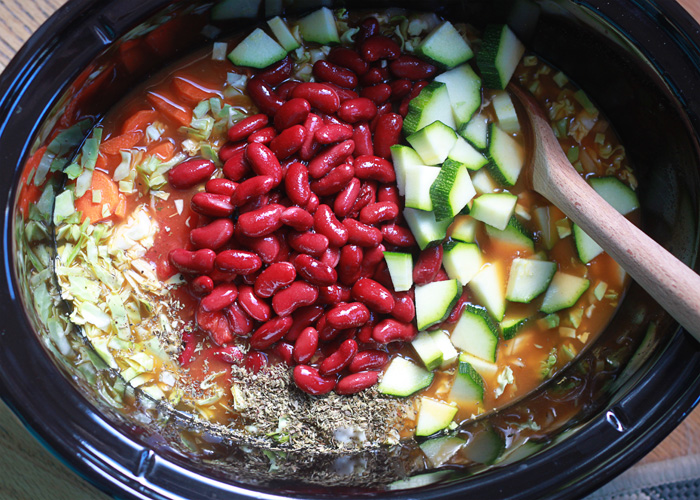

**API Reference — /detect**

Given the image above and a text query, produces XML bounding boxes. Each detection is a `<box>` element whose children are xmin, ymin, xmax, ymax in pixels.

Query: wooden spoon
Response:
<box><xmin>509</xmin><ymin>83</ymin><xmax>700</xmax><ymax>342</ymax></box>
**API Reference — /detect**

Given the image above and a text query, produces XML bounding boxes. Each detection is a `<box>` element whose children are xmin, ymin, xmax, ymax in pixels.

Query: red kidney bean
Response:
<box><xmin>326</xmin><ymin>302</ymin><xmax>370</xmax><ymax>329</ymax></box>
<box><xmin>272</xmin><ymin>281</ymin><xmax>319</xmax><ymax>316</ymax></box>
<box><xmin>247</xmin><ymin>77</ymin><xmax>284</xmax><ymax>115</ymax></box>
<box><xmin>201</xmin><ymin>283</ymin><xmax>239</xmax><ymax>312</ymax></box>
<box><xmin>169</xmin><ymin>248</ymin><xmax>215</xmax><ymax>274</ymax></box>
<box><xmin>446</xmin><ymin>292</ymin><xmax>470</xmax><ymax>323</ymax></box>
<box><xmin>241</xmin><ymin>271</ymin><xmax>260</xmax><ymax>286</ymax></box>
<box><xmin>292</xmin><ymin>83</ymin><xmax>340</xmax><ymax>114</ymax></box>
<box><xmin>247</xmin><ymin>126</ymin><xmax>277</xmax><ymax>144</ymax></box>
<box><xmin>308</xmin><ymin>139</ymin><xmax>355</xmax><ymax>178</ymax></box>
<box><xmin>336</xmin><ymin>371</ymin><xmax>379</xmax><ymax>394</ymax></box>
<box><xmin>286</xmin><ymin>305</ymin><xmax>324</xmax><ymax>342</ymax></box>
<box><xmin>315</xmin><ymin>123</ymin><xmax>353</xmax><ymax>145</ymax></box>
<box><xmin>372</xmin><ymin>319</ymin><xmax>417</xmax><ymax>344</ymax></box>
<box><xmin>205</xmin><ymin>178</ymin><xmax>237</xmax><ymax>196</ymax></box>
<box><xmin>338</xmin><ymin>245</ymin><xmax>363</xmax><ymax>285</ymax></box>
<box><xmin>275</xmin><ymin>342</ymin><xmax>294</xmax><ymax>365</ymax></box>
<box><xmin>381</xmin><ymin>223</ymin><xmax>417</xmax><ymax>247</ymax></box>
<box><xmin>230</xmin><ymin>175</ymin><xmax>276</xmax><ymax>207</ymax></box>
<box><xmin>343</xmin><ymin>219</ymin><xmax>382</xmax><ymax>247</ymax></box>
<box><xmin>333</xmin><ymin>177</ymin><xmax>361</xmax><ymax>218</ymax></box>
<box><xmin>306</xmin><ymin>193</ymin><xmax>320</xmax><ymax>214</ymax></box>
<box><xmin>284</xmin><ymin>162</ymin><xmax>311</xmax><ymax>206</ymax></box>
<box><xmin>246</xmin><ymin>143</ymin><xmax>282</xmax><ymax>183</ymax></box>
<box><xmin>223</xmin><ymin>150</ymin><xmax>250</xmax><ymax>181</ymax></box>
<box><xmin>294</xmin><ymin>253</ymin><xmax>337</xmax><ymax>286</ymax></box>
<box><xmin>377</xmin><ymin>184</ymin><xmax>400</xmax><ymax>205</ymax></box>
<box><xmin>359</xmin><ymin>201</ymin><xmax>399</xmax><ymax>225</ymax></box>
<box><xmin>310</xmin><ymin>164</ymin><xmax>354</xmax><ymax>196</ymax></box>
<box><xmin>288</xmin><ymin>231</ymin><xmax>329</xmax><ymax>256</ymax></box>
<box><xmin>360</xmin><ymin>83</ymin><xmax>392</xmax><ymax>105</ymax></box>
<box><xmin>249</xmin><ymin>316</ymin><xmax>293</xmax><ymax>349</ymax></box>
<box><xmin>360</xmin><ymin>244</ymin><xmax>386</xmax><ymax>278</ymax></box>
<box><xmin>320</xmin><ymin>245</ymin><xmax>341</xmax><ymax>268</ymax></box>
<box><xmin>276</xmin><ymin>79</ymin><xmax>301</xmax><ymax>100</ymax></box>
<box><xmin>219</xmin><ymin>141</ymin><xmax>246</xmax><ymax>163</ymax></box>
<box><xmin>325</xmin><ymin>83</ymin><xmax>360</xmax><ymax>103</ymax></box>
<box><xmin>257</xmin><ymin>55</ymin><xmax>292</xmax><ymax>86</ymax></box>
<box><xmin>208</xmin><ymin>268</ymin><xmax>238</xmax><ymax>284</ymax></box>
<box><xmin>254</xmin><ymin>262</ymin><xmax>296</xmax><ymax>298</ymax></box>
<box><xmin>299</xmin><ymin>113</ymin><xmax>322</xmax><ymax>161</ymax></box>
<box><xmin>273</xmin><ymin>98</ymin><xmax>310</xmax><ymax>131</ymax></box>
<box><xmin>293</xmin><ymin>327</ymin><xmax>319</xmax><ymax>364</ymax></box>
<box><xmin>191</xmin><ymin>192</ymin><xmax>234</xmax><ymax>218</ymax></box>
<box><xmin>212</xmin><ymin>345</ymin><xmax>245</xmax><ymax>364</ymax></box>
<box><xmin>318</xmin><ymin>283</ymin><xmax>351</xmax><ymax>305</ymax></box>
<box><xmin>352</xmin><ymin>277</ymin><xmax>394</xmax><ymax>314</ymax></box>
<box><xmin>224</xmin><ymin>302</ymin><xmax>255</xmax><ymax>336</ymax></box>
<box><xmin>356</xmin><ymin>320</ymin><xmax>374</xmax><ymax>343</ymax></box>
<box><xmin>338</xmin><ymin>97</ymin><xmax>377</xmax><ymax>124</ymax></box>
<box><xmin>349</xmin><ymin>350</ymin><xmax>388</xmax><ymax>373</ymax></box>
<box><xmin>353</xmin><ymin>155</ymin><xmax>396</xmax><ymax>183</ymax></box>
<box><xmin>190</xmin><ymin>275</ymin><xmax>214</xmax><ymax>297</ymax></box>
<box><xmin>373</xmin><ymin>113</ymin><xmax>403</xmax><ymax>159</ymax></box>
<box><xmin>237</xmin><ymin>233</ymin><xmax>281</xmax><ymax>264</ymax></box>
<box><xmin>360</xmin><ymin>66</ymin><xmax>389</xmax><ymax>86</ymax></box>
<box><xmin>238</xmin><ymin>285</ymin><xmax>271</xmax><ymax>322</ymax></box>
<box><xmin>168</xmin><ymin>158</ymin><xmax>215</xmax><ymax>189</ymax></box>
<box><xmin>237</xmin><ymin>203</ymin><xmax>284</xmax><ymax>238</ymax></box>
<box><xmin>391</xmin><ymin>291</ymin><xmax>415</xmax><ymax>323</ymax></box>
<box><xmin>355</xmin><ymin>17</ymin><xmax>380</xmax><ymax>46</ymax></box>
<box><xmin>215</xmin><ymin>249</ymin><xmax>262</xmax><ymax>275</ymax></box>
<box><xmin>293</xmin><ymin>365</ymin><xmax>336</xmax><ymax>395</ymax></box>
<box><xmin>389</xmin><ymin>79</ymin><xmax>412</xmax><ymax>101</ymax></box>
<box><xmin>350</xmin><ymin>180</ymin><xmax>377</xmax><ymax>216</ymax></box>
<box><xmin>316</xmin><ymin>316</ymin><xmax>343</xmax><ymax>342</ymax></box>
<box><xmin>269</xmin><ymin>124</ymin><xmax>306</xmax><ymax>160</ymax></box>
<box><xmin>389</xmin><ymin>54</ymin><xmax>437</xmax><ymax>80</ymax></box>
<box><xmin>360</xmin><ymin>35</ymin><xmax>400</xmax><ymax>62</ymax></box>
<box><xmin>319</xmin><ymin>339</ymin><xmax>358</xmax><ymax>376</ymax></box>
<box><xmin>313</xmin><ymin>60</ymin><xmax>358</xmax><ymax>89</ymax></box>
<box><xmin>196</xmin><ymin>307</ymin><xmax>233</xmax><ymax>346</ymax></box>
<box><xmin>372</xmin><ymin>260</ymin><xmax>394</xmax><ymax>290</ymax></box>
<box><xmin>228</xmin><ymin>113</ymin><xmax>268</xmax><ymax>142</ymax></box>
<box><xmin>351</xmin><ymin>122</ymin><xmax>373</xmax><ymax>157</ymax></box>
<box><xmin>244</xmin><ymin>351</ymin><xmax>268</xmax><ymax>373</ymax></box>
<box><xmin>190</xmin><ymin>219</ymin><xmax>233</xmax><ymax>250</ymax></box>
<box><xmin>399</xmin><ymin>80</ymin><xmax>429</xmax><ymax>116</ymax></box>
<box><xmin>328</xmin><ymin>46</ymin><xmax>369</xmax><ymax>75</ymax></box>
<box><xmin>414</xmin><ymin>246</ymin><xmax>443</xmax><ymax>285</ymax></box>
<box><xmin>313</xmin><ymin>204</ymin><xmax>349</xmax><ymax>247</ymax></box>
<box><xmin>280</xmin><ymin>206</ymin><xmax>314</xmax><ymax>231</ymax></box>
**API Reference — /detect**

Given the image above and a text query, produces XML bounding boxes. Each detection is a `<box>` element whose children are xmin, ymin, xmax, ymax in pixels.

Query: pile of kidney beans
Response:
<box><xmin>167</xmin><ymin>17</ymin><xmax>451</xmax><ymax>396</ymax></box>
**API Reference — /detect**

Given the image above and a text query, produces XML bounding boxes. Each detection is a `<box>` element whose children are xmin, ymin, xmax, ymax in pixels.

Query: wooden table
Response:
<box><xmin>0</xmin><ymin>0</ymin><xmax>698</xmax><ymax>498</ymax></box>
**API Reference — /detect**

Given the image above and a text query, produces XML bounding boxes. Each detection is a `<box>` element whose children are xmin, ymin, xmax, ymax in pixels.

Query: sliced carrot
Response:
<box><xmin>100</xmin><ymin>130</ymin><xmax>143</xmax><ymax>156</ymax></box>
<box><xmin>172</xmin><ymin>76</ymin><xmax>221</xmax><ymax>104</ymax></box>
<box><xmin>114</xmin><ymin>193</ymin><xmax>127</xmax><ymax>218</ymax></box>
<box><xmin>74</xmin><ymin>170</ymin><xmax>122</xmax><ymax>223</ymax></box>
<box><xmin>121</xmin><ymin>109</ymin><xmax>158</xmax><ymax>134</ymax></box>
<box><xmin>94</xmin><ymin>153</ymin><xmax>108</xmax><ymax>171</ymax></box>
<box><xmin>146</xmin><ymin>91</ymin><xmax>192</xmax><ymax>127</ymax></box>
<box><xmin>148</xmin><ymin>141</ymin><xmax>176</xmax><ymax>161</ymax></box>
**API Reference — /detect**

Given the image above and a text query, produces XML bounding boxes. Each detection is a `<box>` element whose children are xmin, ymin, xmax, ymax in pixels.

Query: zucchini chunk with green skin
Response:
<box><xmin>462</xmin><ymin>425</ymin><xmax>506</xmax><ymax>465</ymax></box>
<box><xmin>212</xmin><ymin>0</ymin><xmax>261</xmax><ymax>20</ymax></box>
<box><xmin>477</xmin><ymin>24</ymin><xmax>526</xmax><ymax>90</ymax></box>
<box><xmin>447</xmin><ymin>136</ymin><xmax>488</xmax><ymax>171</ymax></box>
<box><xmin>415</xmin><ymin>279</ymin><xmax>462</xmax><ymax>331</ymax></box>
<box><xmin>378</xmin><ymin>357</ymin><xmax>434</xmax><ymax>397</ymax></box>
<box><xmin>450</xmin><ymin>215</ymin><xmax>478</xmax><ymax>242</ymax></box>
<box><xmin>442</xmin><ymin>241</ymin><xmax>483</xmax><ymax>286</ymax></box>
<box><xmin>468</xmin><ymin>262</ymin><xmax>506</xmax><ymax>320</ymax></box>
<box><xmin>434</xmin><ymin>63</ymin><xmax>482</xmax><ymax>127</ymax></box>
<box><xmin>459</xmin><ymin>352</ymin><xmax>498</xmax><ymax>378</ymax></box>
<box><xmin>416</xmin><ymin>397</ymin><xmax>459</xmax><ymax>437</ymax></box>
<box><xmin>491</xmin><ymin>91</ymin><xmax>520</xmax><ymax>133</ymax></box>
<box><xmin>267</xmin><ymin>16</ymin><xmax>300</xmax><ymax>51</ymax></box>
<box><xmin>430</xmin><ymin>160</ymin><xmax>476</xmax><ymax>221</ymax></box>
<box><xmin>449</xmin><ymin>360</ymin><xmax>485</xmax><ymax>406</ymax></box>
<box><xmin>383</xmin><ymin>251</ymin><xmax>413</xmax><ymax>292</ymax></box>
<box><xmin>403</xmin><ymin>81</ymin><xmax>456</xmax><ymax>136</ymax></box>
<box><xmin>390</xmin><ymin>145</ymin><xmax>423</xmax><ymax>196</ymax></box>
<box><xmin>228</xmin><ymin>28</ymin><xmax>287</xmax><ymax>69</ymax></box>
<box><xmin>298</xmin><ymin>7</ymin><xmax>340</xmax><ymax>44</ymax></box>
<box><xmin>470</xmin><ymin>192</ymin><xmax>518</xmax><ymax>231</ymax></box>
<box><xmin>387</xmin><ymin>471</ymin><xmax>453</xmax><ymax>490</ymax></box>
<box><xmin>540</xmin><ymin>272</ymin><xmax>590</xmax><ymax>314</ymax></box>
<box><xmin>470</xmin><ymin>168</ymin><xmax>499</xmax><ymax>195</ymax></box>
<box><xmin>450</xmin><ymin>304</ymin><xmax>499</xmax><ymax>362</ymax></box>
<box><xmin>487</xmin><ymin>123</ymin><xmax>525</xmax><ymax>187</ymax></box>
<box><xmin>407</xmin><ymin>120</ymin><xmax>458</xmax><ymax>166</ymax></box>
<box><xmin>412</xmin><ymin>330</ymin><xmax>444</xmax><ymax>371</ymax></box>
<box><xmin>420</xmin><ymin>436</ymin><xmax>466</xmax><ymax>468</ymax></box>
<box><xmin>485</xmin><ymin>216</ymin><xmax>535</xmax><ymax>251</ymax></box>
<box><xmin>506</xmin><ymin>258</ymin><xmax>557</xmax><ymax>303</ymax></box>
<box><xmin>460</xmin><ymin>113</ymin><xmax>490</xmax><ymax>150</ymax></box>
<box><xmin>533</xmin><ymin>206</ymin><xmax>559</xmax><ymax>250</ymax></box>
<box><xmin>429</xmin><ymin>329</ymin><xmax>459</xmax><ymax>368</ymax></box>
<box><xmin>573</xmin><ymin>224</ymin><xmax>603</xmax><ymax>263</ymax></box>
<box><xmin>500</xmin><ymin>315</ymin><xmax>532</xmax><ymax>340</ymax></box>
<box><xmin>417</xmin><ymin>21</ymin><xmax>474</xmax><ymax>69</ymax></box>
<box><xmin>405</xmin><ymin>164</ymin><xmax>441</xmax><ymax>211</ymax></box>
<box><xmin>403</xmin><ymin>207</ymin><xmax>452</xmax><ymax>250</ymax></box>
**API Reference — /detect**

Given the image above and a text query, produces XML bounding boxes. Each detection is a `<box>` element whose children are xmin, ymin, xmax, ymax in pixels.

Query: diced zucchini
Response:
<box><xmin>442</xmin><ymin>241</ymin><xmax>483</xmax><ymax>286</ymax></box>
<box><xmin>468</xmin><ymin>262</ymin><xmax>506</xmax><ymax>321</ymax></box>
<box><xmin>416</xmin><ymin>397</ymin><xmax>459</xmax><ymax>437</ymax></box>
<box><xmin>450</xmin><ymin>304</ymin><xmax>499</xmax><ymax>361</ymax></box>
<box><xmin>573</xmin><ymin>224</ymin><xmax>603</xmax><ymax>264</ymax></box>
<box><xmin>404</xmin><ymin>164</ymin><xmax>441</xmax><ymax>211</ymax></box>
<box><xmin>404</xmin><ymin>207</ymin><xmax>452</xmax><ymax>250</ymax></box>
<box><xmin>491</xmin><ymin>91</ymin><xmax>520</xmax><ymax>133</ymax></box>
<box><xmin>459</xmin><ymin>352</ymin><xmax>498</xmax><ymax>378</ymax></box>
<box><xmin>449</xmin><ymin>360</ymin><xmax>485</xmax><ymax>406</ymax></box>
<box><xmin>420</xmin><ymin>436</ymin><xmax>466</xmax><ymax>468</ymax></box>
<box><xmin>589</xmin><ymin>176</ymin><xmax>640</xmax><ymax>215</ymax></box>
<box><xmin>470</xmin><ymin>192</ymin><xmax>518</xmax><ymax>231</ymax></box>
<box><xmin>415</xmin><ymin>279</ymin><xmax>462</xmax><ymax>330</ymax></box>
<box><xmin>506</xmin><ymin>258</ymin><xmax>557</xmax><ymax>303</ymax></box>
<box><xmin>417</xmin><ymin>21</ymin><xmax>474</xmax><ymax>69</ymax></box>
<box><xmin>533</xmin><ymin>206</ymin><xmax>559</xmax><ymax>250</ymax></box>
<box><xmin>407</xmin><ymin>120</ymin><xmax>458</xmax><ymax>165</ymax></box>
<box><xmin>378</xmin><ymin>357</ymin><xmax>434</xmax><ymax>397</ymax></box>
<box><xmin>297</xmin><ymin>7</ymin><xmax>339</xmax><ymax>44</ymax></box>
<box><xmin>447</xmin><ymin>136</ymin><xmax>488</xmax><ymax>171</ymax></box>
<box><xmin>476</xmin><ymin>24</ymin><xmax>525</xmax><ymax>90</ymax></box>
<box><xmin>460</xmin><ymin>113</ymin><xmax>489</xmax><ymax>150</ymax></box>
<box><xmin>267</xmin><ymin>16</ymin><xmax>300</xmax><ymax>51</ymax></box>
<box><xmin>540</xmin><ymin>272</ymin><xmax>590</xmax><ymax>314</ymax></box>
<box><xmin>404</xmin><ymin>81</ymin><xmax>456</xmax><ymax>136</ymax></box>
<box><xmin>388</xmin><ymin>471</ymin><xmax>453</xmax><ymax>490</ymax></box>
<box><xmin>449</xmin><ymin>215</ymin><xmax>478</xmax><ymax>242</ymax></box>
<box><xmin>412</xmin><ymin>331</ymin><xmax>444</xmax><ymax>371</ymax></box>
<box><xmin>500</xmin><ymin>315</ymin><xmax>531</xmax><ymax>340</ymax></box>
<box><xmin>430</xmin><ymin>160</ymin><xmax>476</xmax><ymax>221</ymax></box>
<box><xmin>470</xmin><ymin>168</ymin><xmax>499</xmax><ymax>195</ymax></box>
<box><xmin>484</xmin><ymin>216</ymin><xmax>534</xmax><ymax>250</ymax></box>
<box><xmin>390</xmin><ymin>145</ymin><xmax>423</xmax><ymax>196</ymax></box>
<box><xmin>211</xmin><ymin>0</ymin><xmax>261</xmax><ymax>19</ymax></box>
<box><xmin>462</xmin><ymin>425</ymin><xmax>505</xmax><ymax>465</ymax></box>
<box><xmin>487</xmin><ymin>124</ymin><xmax>525</xmax><ymax>187</ymax></box>
<box><xmin>228</xmin><ymin>28</ymin><xmax>287</xmax><ymax>69</ymax></box>
<box><xmin>384</xmin><ymin>251</ymin><xmax>413</xmax><ymax>292</ymax></box>
<box><xmin>429</xmin><ymin>329</ymin><xmax>459</xmax><ymax>368</ymax></box>
<box><xmin>434</xmin><ymin>63</ymin><xmax>482</xmax><ymax>127</ymax></box>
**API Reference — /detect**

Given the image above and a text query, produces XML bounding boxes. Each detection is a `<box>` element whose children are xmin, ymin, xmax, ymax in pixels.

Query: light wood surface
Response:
<box><xmin>0</xmin><ymin>0</ymin><xmax>697</xmax><ymax>498</ymax></box>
